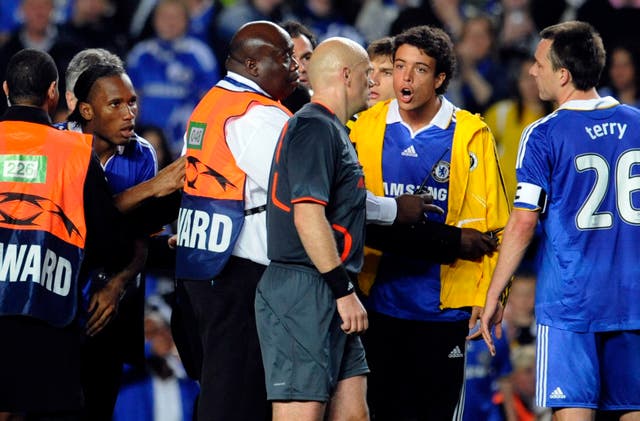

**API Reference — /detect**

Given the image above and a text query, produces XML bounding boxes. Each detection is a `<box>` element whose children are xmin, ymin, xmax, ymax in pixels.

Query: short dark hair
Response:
<box><xmin>68</xmin><ymin>64</ymin><xmax>124</xmax><ymax>123</ymax></box>
<box><xmin>540</xmin><ymin>21</ymin><xmax>605</xmax><ymax>91</ymax></box>
<box><xmin>279</xmin><ymin>20</ymin><xmax>317</xmax><ymax>48</ymax></box>
<box><xmin>367</xmin><ymin>37</ymin><xmax>394</xmax><ymax>60</ymax></box>
<box><xmin>5</xmin><ymin>49</ymin><xmax>58</xmax><ymax>106</ymax></box>
<box><xmin>393</xmin><ymin>25</ymin><xmax>456</xmax><ymax>95</ymax></box>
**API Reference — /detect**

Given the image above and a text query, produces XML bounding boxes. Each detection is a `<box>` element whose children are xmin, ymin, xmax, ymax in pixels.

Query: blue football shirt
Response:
<box><xmin>515</xmin><ymin>97</ymin><xmax>640</xmax><ymax>332</ymax></box>
<box><xmin>367</xmin><ymin>98</ymin><xmax>469</xmax><ymax>322</ymax></box>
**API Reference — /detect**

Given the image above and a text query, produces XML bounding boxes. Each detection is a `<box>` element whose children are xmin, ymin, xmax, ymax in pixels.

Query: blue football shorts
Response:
<box><xmin>536</xmin><ymin>323</ymin><xmax>640</xmax><ymax>410</ymax></box>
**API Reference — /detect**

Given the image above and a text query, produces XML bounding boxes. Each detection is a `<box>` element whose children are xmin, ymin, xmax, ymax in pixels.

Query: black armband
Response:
<box><xmin>499</xmin><ymin>277</ymin><xmax>513</xmax><ymax>307</ymax></box>
<box><xmin>322</xmin><ymin>265</ymin><xmax>355</xmax><ymax>299</ymax></box>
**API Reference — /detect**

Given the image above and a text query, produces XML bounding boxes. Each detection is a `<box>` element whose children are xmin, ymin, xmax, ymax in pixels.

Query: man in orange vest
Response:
<box><xmin>0</xmin><ymin>49</ymin><xmax>131</xmax><ymax>419</ymax></box>
<box><xmin>173</xmin><ymin>21</ymin><xmax>299</xmax><ymax>421</ymax></box>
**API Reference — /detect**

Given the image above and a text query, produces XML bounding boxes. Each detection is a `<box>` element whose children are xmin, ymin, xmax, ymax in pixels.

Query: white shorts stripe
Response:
<box><xmin>536</xmin><ymin>324</ymin><xmax>549</xmax><ymax>407</ymax></box>
<box><xmin>452</xmin><ymin>346</ymin><xmax>467</xmax><ymax>421</ymax></box>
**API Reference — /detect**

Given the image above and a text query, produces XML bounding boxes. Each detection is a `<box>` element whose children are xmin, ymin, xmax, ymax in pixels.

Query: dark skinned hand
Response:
<box><xmin>395</xmin><ymin>193</ymin><xmax>444</xmax><ymax>224</ymax></box>
<box><xmin>459</xmin><ymin>228</ymin><xmax>498</xmax><ymax>261</ymax></box>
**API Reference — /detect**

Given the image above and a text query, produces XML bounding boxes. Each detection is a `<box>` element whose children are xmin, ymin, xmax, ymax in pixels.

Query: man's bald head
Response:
<box><xmin>307</xmin><ymin>37</ymin><xmax>372</xmax><ymax>120</ymax></box>
<box><xmin>307</xmin><ymin>37</ymin><xmax>368</xmax><ymax>90</ymax></box>
<box><xmin>226</xmin><ymin>20</ymin><xmax>299</xmax><ymax>101</ymax></box>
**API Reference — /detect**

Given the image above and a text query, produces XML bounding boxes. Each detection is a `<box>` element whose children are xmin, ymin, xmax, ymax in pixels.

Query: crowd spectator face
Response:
<box><xmin>154</xmin><ymin>0</ymin><xmax>189</xmax><ymax>41</ymax></box>
<box><xmin>144</xmin><ymin>313</ymin><xmax>174</xmax><ymax>358</ymax></box>
<box><xmin>306</xmin><ymin>0</ymin><xmax>332</xmax><ymax>17</ymax></box>
<box><xmin>393</xmin><ymin>44</ymin><xmax>445</xmax><ymax>115</ymax></box>
<box><xmin>510</xmin><ymin>345</ymin><xmax>536</xmax><ymax>400</ymax></box>
<box><xmin>292</xmin><ymin>34</ymin><xmax>314</xmax><ymax>89</ymax></box>
<box><xmin>80</xmin><ymin>74</ymin><xmax>138</xmax><ymax>145</ymax></box>
<box><xmin>368</xmin><ymin>54</ymin><xmax>394</xmax><ymax>107</ymax></box>
<box><xmin>609</xmin><ymin>47</ymin><xmax>636</xmax><ymax>92</ymax></box>
<box><xmin>73</xmin><ymin>0</ymin><xmax>110</xmax><ymax>24</ymax></box>
<box><xmin>459</xmin><ymin>16</ymin><xmax>494</xmax><ymax>63</ymax></box>
<box><xmin>254</xmin><ymin>0</ymin><xmax>284</xmax><ymax>15</ymax></box>
<box><xmin>22</xmin><ymin>0</ymin><xmax>54</xmax><ymax>35</ymax></box>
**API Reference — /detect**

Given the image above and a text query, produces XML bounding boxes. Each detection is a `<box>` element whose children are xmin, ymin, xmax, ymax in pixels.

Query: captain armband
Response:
<box><xmin>498</xmin><ymin>277</ymin><xmax>513</xmax><ymax>307</ymax></box>
<box><xmin>322</xmin><ymin>265</ymin><xmax>355</xmax><ymax>299</ymax></box>
<box><xmin>514</xmin><ymin>182</ymin><xmax>547</xmax><ymax>213</ymax></box>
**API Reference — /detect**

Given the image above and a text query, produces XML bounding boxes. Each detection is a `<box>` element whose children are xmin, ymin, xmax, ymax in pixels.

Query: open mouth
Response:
<box><xmin>121</xmin><ymin>126</ymin><xmax>135</xmax><ymax>139</ymax></box>
<box><xmin>399</xmin><ymin>87</ymin><xmax>413</xmax><ymax>102</ymax></box>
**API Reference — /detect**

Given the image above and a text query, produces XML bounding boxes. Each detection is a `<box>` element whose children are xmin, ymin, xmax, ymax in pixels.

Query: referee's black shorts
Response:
<box><xmin>255</xmin><ymin>262</ymin><xmax>369</xmax><ymax>402</ymax></box>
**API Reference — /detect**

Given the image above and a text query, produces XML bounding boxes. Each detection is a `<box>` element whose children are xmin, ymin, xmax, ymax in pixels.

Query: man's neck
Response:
<box><xmin>89</xmin><ymin>132</ymin><xmax>116</xmax><ymax>165</ymax></box>
<box><xmin>398</xmin><ymin>96</ymin><xmax>442</xmax><ymax>132</ymax></box>
<box><xmin>312</xmin><ymin>92</ymin><xmax>348</xmax><ymax>124</ymax></box>
<box><xmin>556</xmin><ymin>87</ymin><xmax>599</xmax><ymax>107</ymax></box>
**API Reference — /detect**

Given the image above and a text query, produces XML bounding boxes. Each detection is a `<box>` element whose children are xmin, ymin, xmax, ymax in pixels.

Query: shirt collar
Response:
<box><xmin>0</xmin><ymin>105</ymin><xmax>52</xmax><ymax>125</ymax></box>
<box><xmin>557</xmin><ymin>96</ymin><xmax>619</xmax><ymax>111</ymax></box>
<box><xmin>386</xmin><ymin>96</ymin><xmax>456</xmax><ymax>132</ymax></box>
<box><xmin>221</xmin><ymin>71</ymin><xmax>270</xmax><ymax>97</ymax></box>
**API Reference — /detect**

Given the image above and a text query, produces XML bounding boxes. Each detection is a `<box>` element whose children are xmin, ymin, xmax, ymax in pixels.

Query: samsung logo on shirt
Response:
<box><xmin>383</xmin><ymin>182</ymin><xmax>448</xmax><ymax>201</ymax></box>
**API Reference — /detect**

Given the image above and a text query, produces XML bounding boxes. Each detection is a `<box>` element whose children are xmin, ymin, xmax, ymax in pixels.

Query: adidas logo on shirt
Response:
<box><xmin>448</xmin><ymin>346</ymin><xmax>464</xmax><ymax>359</ymax></box>
<box><xmin>549</xmin><ymin>387</ymin><xmax>566</xmax><ymax>399</ymax></box>
<box><xmin>401</xmin><ymin>145</ymin><xmax>418</xmax><ymax>157</ymax></box>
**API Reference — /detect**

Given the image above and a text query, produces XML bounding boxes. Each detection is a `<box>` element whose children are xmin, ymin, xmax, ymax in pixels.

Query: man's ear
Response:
<box><xmin>246</xmin><ymin>58</ymin><xmax>259</xmax><ymax>77</ymax></box>
<box><xmin>343</xmin><ymin>67</ymin><xmax>351</xmax><ymax>86</ymax></box>
<box><xmin>434</xmin><ymin>72</ymin><xmax>446</xmax><ymax>91</ymax></box>
<box><xmin>2</xmin><ymin>81</ymin><xmax>8</xmax><ymax>99</ymax></box>
<box><xmin>79</xmin><ymin>102</ymin><xmax>93</xmax><ymax>121</ymax></box>
<box><xmin>559</xmin><ymin>68</ymin><xmax>572</xmax><ymax>87</ymax></box>
<box><xmin>47</xmin><ymin>81</ymin><xmax>57</xmax><ymax>100</ymax></box>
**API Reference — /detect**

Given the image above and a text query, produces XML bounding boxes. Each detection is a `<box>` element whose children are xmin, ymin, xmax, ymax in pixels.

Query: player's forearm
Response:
<box><xmin>486</xmin><ymin>209</ymin><xmax>537</xmax><ymax>300</ymax></box>
<box><xmin>108</xmin><ymin>238</ymin><xmax>149</xmax><ymax>290</ymax></box>
<box><xmin>293</xmin><ymin>202</ymin><xmax>343</xmax><ymax>273</ymax></box>
<box><xmin>114</xmin><ymin>180</ymin><xmax>156</xmax><ymax>213</ymax></box>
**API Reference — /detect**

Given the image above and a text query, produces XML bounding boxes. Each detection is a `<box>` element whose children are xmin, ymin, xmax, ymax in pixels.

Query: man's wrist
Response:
<box><xmin>321</xmin><ymin>265</ymin><xmax>355</xmax><ymax>299</ymax></box>
<box><xmin>498</xmin><ymin>278</ymin><xmax>513</xmax><ymax>307</ymax></box>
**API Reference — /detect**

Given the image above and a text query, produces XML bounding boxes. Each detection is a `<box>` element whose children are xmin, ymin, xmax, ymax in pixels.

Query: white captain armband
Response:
<box><xmin>514</xmin><ymin>182</ymin><xmax>547</xmax><ymax>212</ymax></box>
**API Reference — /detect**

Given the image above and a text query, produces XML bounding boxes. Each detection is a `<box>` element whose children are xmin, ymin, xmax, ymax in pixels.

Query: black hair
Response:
<box><xmin>540</xmin><ymin>21</ymin><xmax>605</xmax><ymax>91</ymax></box>
<box><xmin>68</xmin><ymin>63</ymin><xmax>124</xmax><ymax>123</ymax></box>
<box><xmin>279</xmin><ymin>20</ymin><xmax>318</xmax><ymax>48</ymax></box>
<box><xmin>5</xmin><ymin>49</ymin><xmax>58</xmax><ymax>106</ymax></box>
<box><xmin>367</xmin><ymin>37</ymin><xmax>394</xmax><ymax>60</ymax></box>
<box><xmin>393</xmin><ymin>25</ymin><xmax>456</xmax><ymax>95</ymax></box>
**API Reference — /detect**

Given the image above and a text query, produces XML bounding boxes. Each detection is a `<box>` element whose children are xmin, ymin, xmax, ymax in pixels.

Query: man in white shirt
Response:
<box><xmin>173</xmin><ymin>21</ymin><xmax>299</xmax><ymax>421</ymax></box>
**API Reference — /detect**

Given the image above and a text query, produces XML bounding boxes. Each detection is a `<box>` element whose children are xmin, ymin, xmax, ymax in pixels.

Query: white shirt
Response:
<box><xmin>221</xmin><ymin>72</ymin><xmax>291</xmax><ymax>265</ymax></box>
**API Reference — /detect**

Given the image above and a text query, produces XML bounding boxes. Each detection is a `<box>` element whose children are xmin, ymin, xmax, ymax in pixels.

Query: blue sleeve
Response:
<box><xmin>514</xmin><ymin>118</ymin><xmax>553</xmax><ymax>210</ymax></box>
<box><xmin>139</xmin><ymin>144</ymin><xmax>158</xmax><ymax>183</ymax></box>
